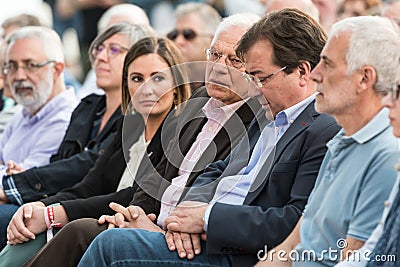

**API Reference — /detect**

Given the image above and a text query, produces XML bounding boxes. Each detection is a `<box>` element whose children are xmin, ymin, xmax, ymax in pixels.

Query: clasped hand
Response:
<box><xmin>163</xmin><ymin>201</ymin><xmax>209</xmax><ymax>260</ymax></box>
<box><xmin>97</xmin><ymin>202</ymin><xmax>161</xmax><ymax>233</ymax></box>
<box><xmin>7</xmin><ymin>202</ymin><xmax>46</xmax><ymax>245</ymax></box>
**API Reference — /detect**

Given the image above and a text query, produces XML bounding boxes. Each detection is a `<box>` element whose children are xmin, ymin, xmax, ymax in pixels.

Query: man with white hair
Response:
<box><xmin>0</xmin><ymin>26</ymin><xmax>77</xmax><ymax>244</ymax></box>
<box><xmin>257</xmin><ymin>16</ymin><xmax>400</xmax><ymax>267</ymax></box>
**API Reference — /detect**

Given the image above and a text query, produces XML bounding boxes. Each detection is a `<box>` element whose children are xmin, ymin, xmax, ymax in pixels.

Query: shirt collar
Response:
<box><xmin>275</xmin><ymin>92</ymin><xmax>317</xmax><ymax>125</ymax></box>
<box><xmin>349</xmin><ymin>108</ymin><xmax>390</xmax><ymax>144</ymax></box>
<box><xmin>202</xmin><ymin>97</ymin><xmax>248</xmax><ymax>120</ymax></box>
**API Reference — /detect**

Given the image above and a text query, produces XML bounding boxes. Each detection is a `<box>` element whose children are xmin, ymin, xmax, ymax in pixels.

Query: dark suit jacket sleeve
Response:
<box><xmin>9</xmin><ymin>131</ymin><xmax>117</xmax><ymax>203</ymax></box>
<box><xmin>205</xmin><ymin>120</ymin><xmax>340</xmax><ymax>255</ymax></box>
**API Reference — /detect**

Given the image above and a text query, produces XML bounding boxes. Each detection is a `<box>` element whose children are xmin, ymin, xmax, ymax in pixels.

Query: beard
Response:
<box><xmin>11</xmin><ymin>70</ymin><xmax>54</xmax><ymax>115</ymax></box>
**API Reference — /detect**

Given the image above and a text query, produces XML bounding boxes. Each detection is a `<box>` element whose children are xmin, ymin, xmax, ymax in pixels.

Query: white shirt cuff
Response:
<box><xmin>203</xmin><ymin>203</ymin><xmax>215</xmax><ymax>231</ymax></box>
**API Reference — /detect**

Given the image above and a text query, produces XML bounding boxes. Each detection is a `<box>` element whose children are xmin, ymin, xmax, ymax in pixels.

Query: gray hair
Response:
<box><xmin>89</xmin><ymin>22</ymin><xmax>155</xmax><ymax>63</ymax></box>
<box><xmin>97</xmin><ymin>4</ymin><xmax>150</xmax><ymax>32</ymax></box>
<box><xmin>6</xmin><ymin>26</ymin><xmax>64</xmax><ymax>63</ymax></box>
<box><xmin>212</xmin><ymin>13</ymin><xmax>260</xmax><ymax>45</ymax></box>
<box><xmin>175</xmin><ymin>2</ymin><xmax>221</xmax><ymax>35</ymax></box>
<box><xmin>330</xmin><ymin>16</ymin><xmax>400</xmax><ymax>94</ymax></box>
<box><xmin>1</xmin><ymin>13</ymin><xmax>41</xmax><ymax>29</ymax></box>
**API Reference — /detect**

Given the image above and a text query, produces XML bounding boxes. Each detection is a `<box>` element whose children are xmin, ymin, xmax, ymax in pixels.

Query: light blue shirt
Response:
<box><xmin>203</xmin><ymin>93</ymin><xmax>317</xmax><ymax>230</ymax></box>
<box><xmin>294</xmin><ymin>108</ymin><xmax>399</xmax><ymax>267</ymax></box>
<box><xmin>335</xmin><ymin>163</ymin><xmax>400</xmax><ymax>267</ymax></box>
<box><xmin>0</xmin><ymin>87</ymin><xmax>78</xmax><ymax>189</ymax></box>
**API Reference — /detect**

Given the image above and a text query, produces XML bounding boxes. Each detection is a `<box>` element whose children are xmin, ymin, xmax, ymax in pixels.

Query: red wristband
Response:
<box><xmin>47</xmin><ymin>206</ymin><xmax>62</xmax><ymax>228</ymax></box>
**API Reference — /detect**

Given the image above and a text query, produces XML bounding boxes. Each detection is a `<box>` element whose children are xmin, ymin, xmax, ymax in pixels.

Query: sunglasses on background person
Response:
<box><xmin>166</xmin><ymin>29</ymin><xmax>210</xmax><ymax>41</ymax></box>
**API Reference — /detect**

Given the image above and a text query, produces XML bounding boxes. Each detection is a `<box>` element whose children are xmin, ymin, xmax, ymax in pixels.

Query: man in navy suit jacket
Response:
<box><xmin>78</xmin><ymin>9</ymin><xmax>341</xmax><ymax>267</ymax></box>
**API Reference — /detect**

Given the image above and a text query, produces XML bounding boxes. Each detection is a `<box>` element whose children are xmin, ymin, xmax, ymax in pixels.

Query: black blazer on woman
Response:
<box><xmin>40</xmin><ymin>111</ymin><xmax>176</xmax><ymax>221</ymax></box>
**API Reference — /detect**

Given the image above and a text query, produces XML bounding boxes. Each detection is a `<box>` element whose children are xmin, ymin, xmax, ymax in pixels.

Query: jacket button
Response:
<box><xmin>35</xmin><ymin>183</ymin><xmax>42</xmax><ymax>190</ymax></box>
<box><xmin>98</xmin><ymin>149</ymin><xmax>104</xmax><ymax>155</ymax></box>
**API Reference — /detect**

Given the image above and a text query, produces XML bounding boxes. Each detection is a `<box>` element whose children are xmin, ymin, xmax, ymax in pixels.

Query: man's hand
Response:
<box><xmin>163</xmin><ymin>201</ymin><xmax>208</xmax><ymax>234</ymax></box>
<box><xmin>98</xmin><ymin>202</ymin><xmax>162</xmax><ymax>233</ymax></box>
<box><xmin>165</xmin><ymin>231</ymin><xmax>204</xmax><ymax>260</ymax></box>
<box><xmin>7</xmin><ymin>202</ymin><xmax>46</xmax><ymax>244</ymax></box>
<box><xmin>6</xmin><ymin>160</ymin><xmax>25</xmax><ymax>175</ymax></box>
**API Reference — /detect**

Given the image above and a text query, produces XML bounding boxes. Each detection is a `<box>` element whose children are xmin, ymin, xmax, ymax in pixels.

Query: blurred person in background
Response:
<box><xmin>264</xmin><ymin>0</ymin><xmax>320</xmax><ymax>21</ymax></box>
<box><xmin>338</xmin><ymin>0</ymin><xmax>383</xmax><ymax>19</ymax></box>
<box><xmin>0</xmin><ymin>41</ymin><xmax>22</xmax><ymax>134</ymax></box>
<box><xmin>77</xmin><ymin>3</ymin><xmax>151</xmax><ymax>100</ymax></box>
<box><xmin>54</xmin><ymin>0</ymin><xmax>124</xmax><ymax>77</ymax></box>
<box><xmin>312</xmin><ymin>0</ymin><xmax>340</xmax><ymax>32</ymax></box>
<box><xmin>166</xmin><ymin>2</ymin><xmax>221</xmax><ymax>92</ymax></box>
<box><xmin>381</xmin><ymin>0</ymin><xmax>400</xmax><ymax>26</ymax></box>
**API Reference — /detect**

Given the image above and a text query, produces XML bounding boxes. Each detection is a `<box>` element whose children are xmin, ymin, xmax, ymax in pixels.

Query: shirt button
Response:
<box><xmin>384</xmin><ymin>200</ymin><xmax>390</xmax><ymax>207</ymax></box>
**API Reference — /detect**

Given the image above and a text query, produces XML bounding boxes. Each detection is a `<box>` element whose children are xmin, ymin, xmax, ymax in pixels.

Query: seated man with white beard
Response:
<box><xmin>0</xmin><ymin>26</ymin><xmax>77</xmax><ymax>196</ymax></box>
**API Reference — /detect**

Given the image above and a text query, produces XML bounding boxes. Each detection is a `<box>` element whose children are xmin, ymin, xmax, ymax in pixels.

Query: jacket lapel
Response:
<box><xmin>185</xmin><ymin>98</ymin><xmax>260</xmax><ymax>186</ymax></box>
<box><xmin>121</xmin><ymin>113</ymin><xmax>145</xmax><ymax>162</ymax></box>
<box><xmin>244</xmin><ymin>101</ymin><xmax>319</xmax><ymax>204</ymax></box>
<box><xmin>162</xmin><ymin>112</ymin><xmax>208</xmax><ymax>182</ymax></box>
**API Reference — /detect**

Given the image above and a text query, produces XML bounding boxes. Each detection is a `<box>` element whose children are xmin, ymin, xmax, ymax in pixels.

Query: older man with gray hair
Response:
<box><xmin>0</xmin><ymin>26</ymin><xmax>77</xmax><ymax>246</ymax></box>
<box><xmin>0</xmin><ymin>26</ymin><xmax>77</xmax><ymax>185</ymax></box>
